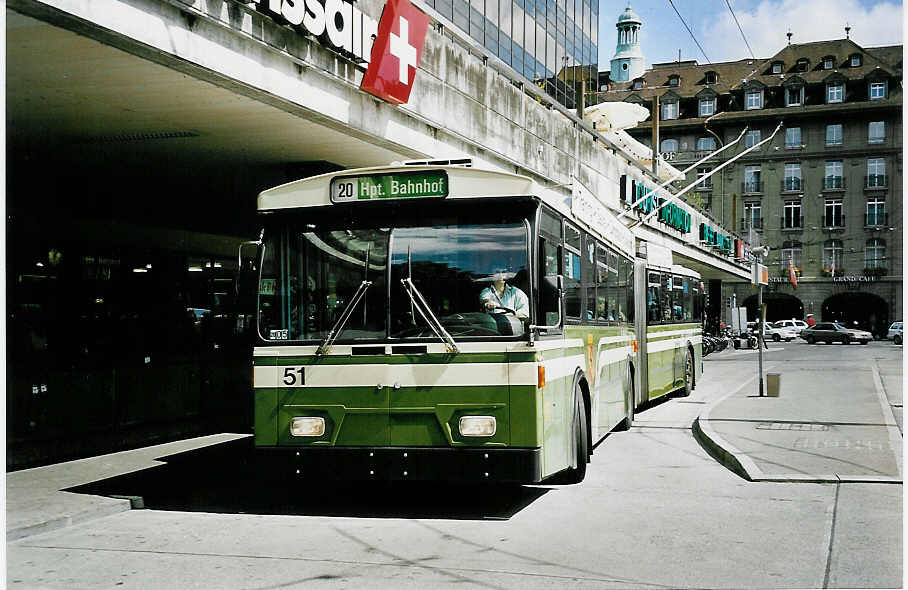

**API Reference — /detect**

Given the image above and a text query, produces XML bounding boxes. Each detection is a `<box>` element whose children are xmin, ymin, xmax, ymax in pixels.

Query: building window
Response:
<box><xmin>786</xmin><ymin>86</ymin><xmax>804</xmax><ymax>106</ymax></box>
<box><xmin>850</xmin><ymin>54</ymin><xmax>861</xmax><ymax>67</ymax></box>
<box><xmin>783</xmin><ymin>200</ymin><xmax>802</xmax><ymax>228</ymax></box>
<box><xmin>867</xmin><ymin>158</ymin><xmax>886</xmax><ymax>187</ymax></box>
<box><xmin>868</xmin><ymin>121</ymin><xmax>885</xmax><ymax>144</ymax></box>
<box><xmin>826</xmin><ymin>83</ymin><xmax>844</xmax><ymax>103</ymax></box>
<box><xmin>745</xmin><ymin>129</ymin><xmax>761</xmax><ymax>148</ymax></box>
<box><xmin>699</xmin><ymin>97</ymin><xmax>716</xmax><ymax>116</ymax></box>
<box><xmin>661</xmin><ymin>100</ymin><xmax>678</xmax><ymax>120</ymax></box>
<box><xmin>744</xmin><ymin>165</ymin><xmax>761</xmax><ymax>193</ymax></box>
<box><xmin>869</xmin><ymin>81</ymin><xmax>887</xmax><ymax>100</ymax></box>
<box><xmin>696</xmin><ymin>136</ymin><xmax>717</xmax><ymax>152</ymax></box>
<box><xmin>781</xmin><ymin>240</ymin><xmax>802</xmax><ymax>269</ymax></box>
<box><xmin>632</xmin><ymin>79</ymin><xmax>643</xmax><ymax>90</ymax></box>
<box><xmin>823</xmin><ymin>239</ymin><xmax>844</xmax><ymax>272</ymax></box>
<box><xmin>823</xmin><ymin>57</ymin><xmax>834</xmax><ymax>69</ymax></box>
<box><xmin>824</xmin><ymin>199</ymin><xmax>844</xmax><ymax>227</ymax></box>
<box><xmin>783</xmin><ymin>162</ymin><xmax>802</xmax><ymax>191</ymax></box>
<box><xmin>824</xmin><ymin>160</ymin><xmax>844</xmax><ymax>189</ymax></box>
<box><xmin>771</xmin><ymin>62</ymin><xmax>783</xmax><ymax>74</ymax></box>
<box><xmin>866</xmin><ymin>197</ymin><xmax>886</xmax><ymax>226</ymax></box>
<box><xmin>705</xmin><ymin>71</ymin><xmax>717</xmax><ymax>84</ymax></box>
<box><xmin>745</xmin><ymin>89</ymin><xmax>763</xmax><ymax>110</ymax></box>
<box><xmin>668</xmin><ymin>75</ymin><xmax>679</xmax><ymax>87</ymax></box>
<box><xmin>865</xmin><ymin>239</ymin><xmax>886</xmax><ymax>270</ymax></box>
<box><xmin>825</xmin><ymin>124</ymin><xmax>843</xmax><ymax>146</ymax></box>
<box><xmin>696</xmin><ymin>167</ymin><xmax>713</xmax><ymax>189</ymax></box>
<box><xmin>743</xmin><ymin>202</ymin><xmax>762</xmax><ymax>230</ymax></box>
<box><xmin>660</xmin><ymin>138</ymin><xmax>679</xmax><ymax>153</ymax></box>
<box><xmin>785</xmin><ymin>127</ymin><xmax>802</xmax><ymax>148</ymax></box>
<box><xmin>796</xmin><ymin>59</ymin><xmax>809</xmax><ymax>72</ymax></box>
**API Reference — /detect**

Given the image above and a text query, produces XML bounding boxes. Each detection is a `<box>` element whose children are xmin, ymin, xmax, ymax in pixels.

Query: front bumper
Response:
<box><xmin>258</xmin><ymin>446</ymin><xmax>542</xmax><ymax>483</ymax></box>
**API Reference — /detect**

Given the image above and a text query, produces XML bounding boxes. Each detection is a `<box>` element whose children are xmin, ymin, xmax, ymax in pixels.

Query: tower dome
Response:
<box><xmin>610</xmin><ymin>5</ymin><xmax>645</xmax><ymax>82</ymax></box>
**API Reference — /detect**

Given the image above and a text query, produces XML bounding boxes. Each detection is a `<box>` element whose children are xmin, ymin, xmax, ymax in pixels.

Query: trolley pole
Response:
<box><xmin>757</xmin><ymin>282</ymin><xmax>764</xmax><ymax>396</ymax></box>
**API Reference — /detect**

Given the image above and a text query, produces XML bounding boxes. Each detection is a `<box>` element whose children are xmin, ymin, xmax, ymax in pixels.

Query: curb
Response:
<box><xmin>7</xmin><ymin>497</ymin><xmax>133</xmax><ymax>542</ymax></box>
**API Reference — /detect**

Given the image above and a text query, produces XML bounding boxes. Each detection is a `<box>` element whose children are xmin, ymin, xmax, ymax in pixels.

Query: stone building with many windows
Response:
<box><xmin>593</xmin><ymin>37</ymin><xmax>902</xmax><ymax>335</ymax></box>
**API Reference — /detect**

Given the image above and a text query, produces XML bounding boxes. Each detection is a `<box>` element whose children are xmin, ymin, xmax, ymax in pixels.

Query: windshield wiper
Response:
<box><xmin>316</xmin><ymin>280</ymin><xmax>372</xmax><ymax>356</ymax></box>
<box><xmin>317</xmin><ymin>243</ymin><xmax>374</xmax><ymax>356</ymax></box>
<box><xmin>399</xmin><ymin>277</ymin><xmax>459</xmax><ymax>353</ymax></box>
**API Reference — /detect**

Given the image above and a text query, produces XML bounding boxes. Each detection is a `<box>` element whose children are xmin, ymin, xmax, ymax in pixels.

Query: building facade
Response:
<box><xmin>423</xmin><ymin>0</ymin><xmax>599</xmax><ymax>107</ymax></box>
<box><xmin>594</xmin><ymin>36</ymin><xmax>902</xmax><ymax>335</ymax></box>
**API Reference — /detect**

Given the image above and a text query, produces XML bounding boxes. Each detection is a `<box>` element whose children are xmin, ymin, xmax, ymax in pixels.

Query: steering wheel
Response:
<box><xmin>488</xmin><ymin>304</ymin><xmax>518</xmax><ymax>316</ymax></box>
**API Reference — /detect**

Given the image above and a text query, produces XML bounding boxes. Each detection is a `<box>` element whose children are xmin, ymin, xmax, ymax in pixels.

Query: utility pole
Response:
<box><xmin>652</xmin><ymin>94</ymin><xmax>660</xmax><ymax>177</ymax></box>
<box><xmin>753</xmin><ymin>246</ymin><xmax>770</xmax><ymax>396</ymax></box>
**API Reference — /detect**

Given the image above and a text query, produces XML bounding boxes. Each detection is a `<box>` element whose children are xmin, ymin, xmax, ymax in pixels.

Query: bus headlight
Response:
<box><xmin>290</xmin><ymin>417</ymin><xmax>325</xmax><ymax>437</ymax></box>
<box><xmin>459</xmin><ymin>416</ymin><xmax>496</xmax><ymax>437</ymax></box>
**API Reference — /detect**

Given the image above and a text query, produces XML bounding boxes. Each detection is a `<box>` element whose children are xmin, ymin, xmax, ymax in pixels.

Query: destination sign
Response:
<box><xmin>330</xmin><ymin>171</ymin><xmax>448</xmax><ymax>202</ymax></box>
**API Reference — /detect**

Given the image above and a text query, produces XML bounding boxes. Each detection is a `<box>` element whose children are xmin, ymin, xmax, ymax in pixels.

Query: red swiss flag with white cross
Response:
<box><xmin>361</xmin><ymin>0</ymin><xmax>430</xmax><ymax>105</ymax></box>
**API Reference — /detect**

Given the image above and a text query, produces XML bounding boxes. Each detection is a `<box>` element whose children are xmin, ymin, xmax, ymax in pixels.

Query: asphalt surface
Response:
<box><xmin>6</xmin><ymin>339</ymin><xmax>903</xmax><ymax>588</ymax></box>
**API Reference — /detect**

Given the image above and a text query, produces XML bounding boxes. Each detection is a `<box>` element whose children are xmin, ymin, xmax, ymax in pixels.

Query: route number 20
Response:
<box><xmin>282</xmin><ymin>366</ymin><xmax>305</xmax><ymax>386</ymax></box>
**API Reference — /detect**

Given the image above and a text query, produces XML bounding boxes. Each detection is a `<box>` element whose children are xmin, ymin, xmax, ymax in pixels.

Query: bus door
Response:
<box><xmin>633</xmin><ymin>259</ymin><xmax>649</xmax><ymax>407</ymax></box>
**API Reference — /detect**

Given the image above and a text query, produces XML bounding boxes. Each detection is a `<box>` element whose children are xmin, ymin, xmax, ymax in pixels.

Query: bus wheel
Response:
<box><xmin>562</xmin><ymin>392</ymin><xmax>589</xmax><ymax>484</ymax></box>
<box><xmin>681</xmin><ymin>349</ymin><xmax>693</xmax><ymax>397</ymax></box>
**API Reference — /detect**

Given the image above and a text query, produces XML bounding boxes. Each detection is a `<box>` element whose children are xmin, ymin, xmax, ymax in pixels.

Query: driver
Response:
<box><xmin>480</xmin><ymin>271</ymin><xmax>529</xmax><ymax>320</ymax></box>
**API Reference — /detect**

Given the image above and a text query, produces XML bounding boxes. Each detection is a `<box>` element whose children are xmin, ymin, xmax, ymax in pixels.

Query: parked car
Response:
<box><xmin>774</xmin><ymin>319</ymin><xmax>809</xmax><ymax>336</ymax></box>
<box><xmin>801</xmin><ymin>322</ymin><xmax>873</xmax><ymax>345</ymax></box>
<box><xmin>887</xmin><ymin>321</ymin><xmax>902</xmax><ymax>345</ymax></box>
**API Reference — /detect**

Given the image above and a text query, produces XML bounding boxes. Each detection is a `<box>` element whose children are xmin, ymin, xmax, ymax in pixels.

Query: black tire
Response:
<box><xmin>562</xmin><ymin>391</ymin><xmax>589</xmax><ymax>484</ymax></box>
<box><xmin>861</xmin><ymin>340</ymin><xmax>870</xmax><ymax>345</ymax></box>
<box><xmin>894</xmin><ymin>335</ymin><xmax>902</xmax><ymax>345</ymax></box>
<box><xmin>680</xmin><ymin>348</ymin><xmax>693</xmax><ymax>397</ymax></box>
<box><xmin>773</xmin><ymin>333</ymin><xmax>781</xmax><ymax>342</ymax></box>
<box><xmin>807</xmin><ymin>335</ymin><xmax>815</xmax><ymax>344</ymax></box>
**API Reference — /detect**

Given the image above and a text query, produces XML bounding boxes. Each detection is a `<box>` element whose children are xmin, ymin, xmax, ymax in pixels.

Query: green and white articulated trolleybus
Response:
<box><xmin>248</xmin><ymin>162</ymin><xmax>703</xmax><ymax>483</ymax></box>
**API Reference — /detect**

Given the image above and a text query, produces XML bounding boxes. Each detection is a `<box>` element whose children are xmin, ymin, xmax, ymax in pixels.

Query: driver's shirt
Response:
<box><xmin>479</xmin><ymin>284</ymin><xmax>529</xmax><ymax>319</ymax></box>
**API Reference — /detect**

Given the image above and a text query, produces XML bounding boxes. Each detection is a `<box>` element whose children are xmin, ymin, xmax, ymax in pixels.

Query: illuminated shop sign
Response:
<box><xmin>699</xmin><ymin>223</ymin><xmax>733</xmax><ymax>252</ymax></box>
<box><xmin>631</xmin><ymin>185</ymin><xmax>690</xmax><ymax>234</ymax></box>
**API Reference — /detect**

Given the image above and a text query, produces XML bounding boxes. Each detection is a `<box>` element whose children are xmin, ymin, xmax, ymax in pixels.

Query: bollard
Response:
<box><xmin>766</xmin><ymin>373</ymin><xmax>781</xmax><ymax>397</ymax></box>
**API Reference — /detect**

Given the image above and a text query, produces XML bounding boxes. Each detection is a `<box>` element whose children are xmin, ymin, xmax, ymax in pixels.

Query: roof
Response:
<box><xmin>617</xmin><ymin>5</ymin><xmax>641</xmax><ymax>24</ymax></box>
<box><xmin>597</xmin><ymin>38</ymin><xmax>902</xmax><ymax>103</ymax></box>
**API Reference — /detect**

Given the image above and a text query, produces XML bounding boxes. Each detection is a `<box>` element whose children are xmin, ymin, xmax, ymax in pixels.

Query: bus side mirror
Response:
<box><xmin>236</xmin><ymin>238</ymin><xmax>262</xmax><ymax>301</ymax></box>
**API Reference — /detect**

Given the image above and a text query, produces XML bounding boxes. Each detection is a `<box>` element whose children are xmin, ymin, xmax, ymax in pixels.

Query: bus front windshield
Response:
<box><xmin>258</xmin><ymin>219</ymin><xmax>529</xmax><ymax>343</ymax></box>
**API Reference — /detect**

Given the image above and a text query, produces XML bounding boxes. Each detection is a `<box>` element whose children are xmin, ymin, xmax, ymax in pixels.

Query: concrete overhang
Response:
<box><xmin>634</xmin><ymin>225</ymin><xmax>751</xmax><ymax>281</ymax></box>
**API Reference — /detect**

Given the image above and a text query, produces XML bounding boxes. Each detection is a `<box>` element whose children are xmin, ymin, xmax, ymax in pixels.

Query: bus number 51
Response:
<box><xmin>282</xmin><ymin>367</ymin><xmax>305</xmax><ymax>386</ymax></box>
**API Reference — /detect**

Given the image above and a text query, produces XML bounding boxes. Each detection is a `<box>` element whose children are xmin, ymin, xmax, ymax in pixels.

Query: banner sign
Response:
<box><xmin>360</xmin><ymin>0</ymin><xmax>430</xmax><ymax>104</ymax></box>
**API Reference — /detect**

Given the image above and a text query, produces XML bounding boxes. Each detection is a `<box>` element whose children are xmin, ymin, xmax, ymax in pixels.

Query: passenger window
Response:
<box><xmin>625</xmin><ymin>260</ymin><xmax>635</xmax><ymax>323</ymax></box>
<box><xmin>563</xmin><ymin>224</ymin><xmax>582</xmax><ymax>319</ymax></box>
<box><xmin>596</xmin><ymin>244</ymin><xmax>609</xmax><ymax>321</ymax></box>
<box><xmin>647</xmin><ymin>272</ymin><xmax>661</xmax><ymax>323</ymax></box>
<box><xmin>672</xmin><ymin>276</ymin><xmax>684</xmax><ymax>321</ymax></box>
<box><xmin>583</xmin><ymin>235</ymin><xmax>597</xmax><ymax>322</ymax></box>
<box><xmin>661</xmin><ymin>274</ymin><xmax>673</xmax><ymax>322</ymax></box>
<box><xmin>607</xmin><ymin>251</ymin><xmax>619</xmax><ymax>322</ymax></box>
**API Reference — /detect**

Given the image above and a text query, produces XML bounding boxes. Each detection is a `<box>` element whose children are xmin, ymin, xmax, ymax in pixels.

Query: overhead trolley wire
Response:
<box><xmin>667</xmin><ymin>0</ymin><xmax>711</xmax><ymax>64</ymax></box>
<box><xmin>724</xmin><ymin>0</ymin><xmax>756</xmax><ymax>60</ymax></box>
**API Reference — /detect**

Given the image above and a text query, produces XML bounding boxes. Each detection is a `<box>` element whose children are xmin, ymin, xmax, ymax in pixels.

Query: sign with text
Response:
<box><xmin>330</xmin><ymin>170</ymin><xmax>448</xmax><ymax>201</ymax></box>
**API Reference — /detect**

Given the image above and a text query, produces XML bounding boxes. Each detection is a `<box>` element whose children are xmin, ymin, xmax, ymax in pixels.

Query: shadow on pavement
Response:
<box><xmin>64</xmin><ymin>438</ymin><xmax>549</xmax><ymax>521</ymax></box>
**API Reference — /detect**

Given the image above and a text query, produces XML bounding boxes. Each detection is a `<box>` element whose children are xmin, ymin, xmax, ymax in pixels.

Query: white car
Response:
<box><xmin>774</xmin><ymin>319</ymin><xmax>809</xmax><ymax>336</ymax></box>
<box><xmin>765</xmin><ymin>324</ymin><xmax>799</xmax><ymax>342</ymax></box>
<box><xmin>888</xmin><ymin>321</ymin><xmax>902</xmax><ymax>345</ymax></box>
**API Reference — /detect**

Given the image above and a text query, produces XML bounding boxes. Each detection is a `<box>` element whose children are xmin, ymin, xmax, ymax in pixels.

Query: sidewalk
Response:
<box><xmin>694</xmin><ymin>362</ymin><xmax>903</xmax><ymax>483</ymax></box>
<box><xmin>6</xmin><ymin>433</ymin><xmax>249</xmax><ymax>541</ymax></box>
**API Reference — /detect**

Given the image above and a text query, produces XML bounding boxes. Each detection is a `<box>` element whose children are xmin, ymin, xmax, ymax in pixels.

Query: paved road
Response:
<box><xmin>7</xmin><ymin>341</ymin><xmax>902</xmax><ymax>589</ymax></box>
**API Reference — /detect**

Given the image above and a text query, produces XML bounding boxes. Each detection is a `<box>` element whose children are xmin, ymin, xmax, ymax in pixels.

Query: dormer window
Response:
<box><xmin>746</xmin><ymin>89</ymin><xmax>763</xmax><ymax>110</ymax></box>
<box><xmin>823</xmin><ymin>56</ymin><xmax>835</xmax><ymax>69</ymax></box>
<box><xmin>850</xmin><ymin>54</ymin><xmax>861</xmax><ymax>67</ymax></box>
<box><xmin>796</xmin><ymin>59</ymin><xmax>809</xmax><ymax>72</ymax></box>
<box><xmin>699</xmin><ymin>97</ymin><xmax>716</xmax><ymax>116</ymax></box>
<box><xmin>771</xmin><ymin>62</ymin><xmax>783</xmax><ymax>74</ymax></box>
<box><xmin>827</xmin><ymin>82</ymin><xmax>844</xmax><ymax>103</ymax></box>
<box><xmin>632</xmin><ymin>78</ymin><xmax>644</xmax><ymax>90</ymax></box>
<box><xmin>661</xmin><ymin>100</ymin><xmax>678</xmax><ymax>120</ymax></box>
<box><xmin>869</xmin><ymin>81</ymin><xmax>887</xmax><ymax>100</ymax></box>
<box><xmin>668</xmin><ymin>75</ymin><xmax>680</xmax><ymax>87</ymax></box>
<box><xmin>705</xmin><ymin>71</ymin><xmax>718</xmax><ymax>84</ymax></box>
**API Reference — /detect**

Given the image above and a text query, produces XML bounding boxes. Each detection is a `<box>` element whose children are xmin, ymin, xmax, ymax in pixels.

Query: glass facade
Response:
<box><xmin>425</xmin><ymin>0</ymin><xmax>599</xmax><ymax>107</ymax></box>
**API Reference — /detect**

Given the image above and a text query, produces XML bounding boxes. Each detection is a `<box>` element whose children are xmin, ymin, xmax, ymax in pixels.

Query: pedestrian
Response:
<box><xmin>806</xmin><ymin>314</ymin><xmax>816</xmax><ymax>327</ymax></box>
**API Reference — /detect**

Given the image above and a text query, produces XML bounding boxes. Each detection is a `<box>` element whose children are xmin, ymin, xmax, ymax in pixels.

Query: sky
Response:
<box><xmin>597</xmin><ymin>0</ymin><xmax>904</xmax><ymax>69</ymax></box>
